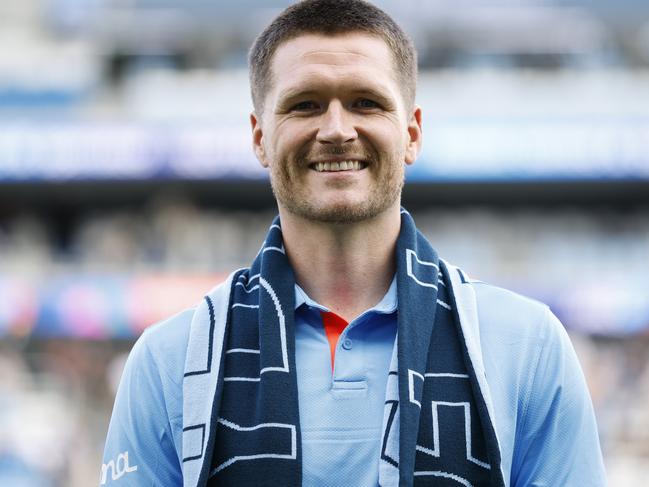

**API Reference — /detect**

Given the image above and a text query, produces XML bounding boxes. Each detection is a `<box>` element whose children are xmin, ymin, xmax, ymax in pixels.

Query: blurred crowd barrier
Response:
<box><xmin>2</xmin><ymin>203</ymin><xmax>648</xmax><ymax>336</ymax></box>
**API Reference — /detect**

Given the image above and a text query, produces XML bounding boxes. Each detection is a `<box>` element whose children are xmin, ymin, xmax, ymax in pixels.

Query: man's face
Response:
<box><xmin>251</xmin><ymin>33</ymin><xmax>422</xmax><ymax>223</ymax></box>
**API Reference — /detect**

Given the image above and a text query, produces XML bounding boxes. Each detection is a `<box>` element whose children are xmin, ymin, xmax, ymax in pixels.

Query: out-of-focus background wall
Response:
<box><xmin>1</xmin><ymin>0</ymin><xmax>648</xmax><ymax>485</ymax></box>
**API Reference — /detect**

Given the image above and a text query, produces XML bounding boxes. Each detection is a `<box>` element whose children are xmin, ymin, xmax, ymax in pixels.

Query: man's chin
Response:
<box><xmin>283</xmin><ymin>199</ymin><xmax>389</xmax><ymax>224</ymax></box>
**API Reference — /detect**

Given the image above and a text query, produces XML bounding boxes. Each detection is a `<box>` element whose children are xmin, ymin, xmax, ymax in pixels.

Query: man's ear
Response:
<box><xmin>251</xmin><ymin>112</ymin><xmax>269</xmax><ymax>168</ymax></box>
<box><xmin>404</xmin><ymin>105</ymin><xmax>422</xmax><ymax>165</ymax></box>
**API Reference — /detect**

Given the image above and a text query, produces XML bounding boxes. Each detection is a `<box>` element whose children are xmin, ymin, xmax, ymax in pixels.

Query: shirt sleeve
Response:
<box><xmin>100</xmin><ymin>331</ymin><xmax>183</xmax><ymax>486</ymax></box>
<box><xmin>511</xmin><ymin>308</ymin><xmax>606</xmax><ymax>486</ymax></box>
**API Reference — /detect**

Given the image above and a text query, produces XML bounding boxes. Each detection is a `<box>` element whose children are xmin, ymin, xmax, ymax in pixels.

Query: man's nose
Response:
<box><xmin>316</xmin><ymin>102</ymin><xmax>358</xmax><ymax>145</ymax></box>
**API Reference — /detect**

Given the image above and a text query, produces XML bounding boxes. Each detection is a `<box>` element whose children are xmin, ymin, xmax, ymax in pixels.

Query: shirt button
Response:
<box><xmin>342</xmin><ymin>338</ymin><xmax>353</xmax><ymax>350</ymax></box>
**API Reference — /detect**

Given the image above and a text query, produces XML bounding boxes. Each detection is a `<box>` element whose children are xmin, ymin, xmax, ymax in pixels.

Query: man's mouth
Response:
<box><xmin>309</xmin><ymin>160</ymin><xmax>368</xmax><ymax>172</ymax></box>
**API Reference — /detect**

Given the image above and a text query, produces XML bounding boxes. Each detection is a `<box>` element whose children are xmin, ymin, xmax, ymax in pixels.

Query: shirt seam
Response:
<box><xmin>517</xmin><ymin>306</ymin><xmax>550</xmax><ymax>433</ymax></box>
<box><xmin>141</xmin><ymin>333</ymin><xmax>182</xmax><ymax>468</ymax></box>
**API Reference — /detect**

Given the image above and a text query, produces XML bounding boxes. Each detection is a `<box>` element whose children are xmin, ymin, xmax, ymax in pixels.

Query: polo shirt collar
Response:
<box><xmin>294</xmin><ymin>274</ymin><xmax>398</xmax><ymax>314</ymax></box>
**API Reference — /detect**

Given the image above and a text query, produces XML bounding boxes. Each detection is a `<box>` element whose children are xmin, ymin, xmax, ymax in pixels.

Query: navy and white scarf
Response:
<box><xmin>182</xmin><ymin>210</ymin><xmax>505</xmax><ymax>486</ymax></box>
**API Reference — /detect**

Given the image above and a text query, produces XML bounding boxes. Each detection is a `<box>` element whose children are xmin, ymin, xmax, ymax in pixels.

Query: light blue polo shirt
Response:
<box><xmin>101</xmin><ymin>270</ymin><xmax>606</xmax><ymax>486</ymax></box>
<box><xmin>294</xmin><ymin>277</ymin><xmax>398</xmax><ymax>487</ymax></box>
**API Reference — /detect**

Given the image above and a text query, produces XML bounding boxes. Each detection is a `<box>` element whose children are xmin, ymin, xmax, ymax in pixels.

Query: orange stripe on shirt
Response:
<box><xmin>320</xmin><ymin>311</ymin><xmax>348</xmax><ymax>373</ymax></box>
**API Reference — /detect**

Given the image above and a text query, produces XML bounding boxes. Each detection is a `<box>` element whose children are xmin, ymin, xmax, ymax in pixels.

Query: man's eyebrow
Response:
<box><xmin>276</xmin><ymin>85</ymin><xmax>397</xmax><ymax>105</ymax></box>
<box><xmin>351</xmin><ymin>87</ymin><xmax>395</xmax><ymax>103</ymax></box>
<box><xmin>276</xmin><ymin>88</ymin><xmax>319</xmax><ymax>105</ymax></box>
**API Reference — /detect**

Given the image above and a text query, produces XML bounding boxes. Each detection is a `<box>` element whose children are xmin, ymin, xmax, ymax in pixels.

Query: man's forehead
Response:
<box><xmin>267</xmin><ymin>33</ymin><xmax>399</xmax><ymax>97</ymax></box>
<box><xmin>272</xmin><ymin>32</ymin><xmax>394</xmax><ymax>68</ymax></box>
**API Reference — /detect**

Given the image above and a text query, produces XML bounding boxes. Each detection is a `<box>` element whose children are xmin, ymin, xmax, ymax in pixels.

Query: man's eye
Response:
<box><xmin>291</xmin><ymin>101</ymin><xmax>318</xmax><ymax>111</ymax></box>
<box><xmin>355</xmin><ymin>99</ymin><xmax>381</xmax><ymax>109</ymax></box>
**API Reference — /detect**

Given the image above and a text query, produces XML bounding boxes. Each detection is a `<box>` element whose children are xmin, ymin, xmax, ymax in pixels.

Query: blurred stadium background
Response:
<box><xmin>1</xmin><ymin>0</ymin><xmax>648</xmax><ymax>485</ymax></box>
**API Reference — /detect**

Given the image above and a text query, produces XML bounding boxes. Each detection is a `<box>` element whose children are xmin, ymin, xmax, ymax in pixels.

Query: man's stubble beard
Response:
<box><xmin>269</xmin><ymin>149</ymin><xmax>405</xmax><ymax>224</ymax></box>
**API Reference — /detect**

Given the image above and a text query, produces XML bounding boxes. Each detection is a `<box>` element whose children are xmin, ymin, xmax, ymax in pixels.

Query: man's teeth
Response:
<box><xmin>314</xmin><ymin>161</ymin><xmax>363</xmax><ymax>172</ymax></box>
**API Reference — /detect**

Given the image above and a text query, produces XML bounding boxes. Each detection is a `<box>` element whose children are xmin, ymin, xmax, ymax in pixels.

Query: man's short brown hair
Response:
<box><xmin>248</xmin><ymin>0</ymin><xmax>417</xmax><ymax>114</ymax></box>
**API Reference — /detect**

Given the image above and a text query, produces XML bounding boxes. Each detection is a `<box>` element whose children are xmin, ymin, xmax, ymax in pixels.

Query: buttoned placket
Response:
<box><xmin>294</xmin><ymin>278</ymin><xmax>398</xmax><ymax>395</ymax></box>
<box><xmin>329</xmin><ymin>312</ymin><xmax>371</xmax><ymax>389</ymax></box>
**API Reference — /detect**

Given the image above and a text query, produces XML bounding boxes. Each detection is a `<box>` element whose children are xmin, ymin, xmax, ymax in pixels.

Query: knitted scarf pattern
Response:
<box><xmin>183</xmin><ymin>210</ymin><xmax>505</xmax><ymax>487</ymax></box>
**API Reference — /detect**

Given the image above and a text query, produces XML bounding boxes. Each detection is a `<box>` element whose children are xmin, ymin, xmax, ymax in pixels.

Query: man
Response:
<box><xmin>101</xmin><ymin>1</ymin><xmax>606</xmax><ymax>485</ymax></box>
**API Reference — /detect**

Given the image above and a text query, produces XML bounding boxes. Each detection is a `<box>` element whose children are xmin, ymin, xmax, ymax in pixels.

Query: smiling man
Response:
<box><xmin>253</xmin><ymin>31</ymin><xmax>419</xmax><ymax>227</ymax></box>
<box><xmin>101</xmin><ymin>1</ymin><xmax>606</xmax><ymax>486</ymax></box>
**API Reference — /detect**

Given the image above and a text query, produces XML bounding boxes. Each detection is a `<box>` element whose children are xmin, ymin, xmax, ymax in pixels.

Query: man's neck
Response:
<box><xmin>279</xmin><ymin>204</ymin><xmax>401</xmax><ymax>322</ymax></box>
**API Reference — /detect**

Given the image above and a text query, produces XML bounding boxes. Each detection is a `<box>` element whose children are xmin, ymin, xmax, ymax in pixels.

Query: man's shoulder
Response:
<box><xmin>140</xmin><ymin>307</ymin><xmax>196</xmax><ymax>358</ymax></box>
<box><xmin>119</xmin><ymin>307</ymin><xmax>197</xmax><ymax>398</ymax></box>
<box><xmin>469</xmin><ymin>279</ymin><xmax>557</xmax><ymax>343</ymax></box>
<box><xmin>472</xmin><ymin>280</ymin><xmax>547</xmax><ymax>314</ymax></box>
<box><xmin>444</xmin><ymin>261</ymin><xmax>546</xmax><ymax>320</ymax></box>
